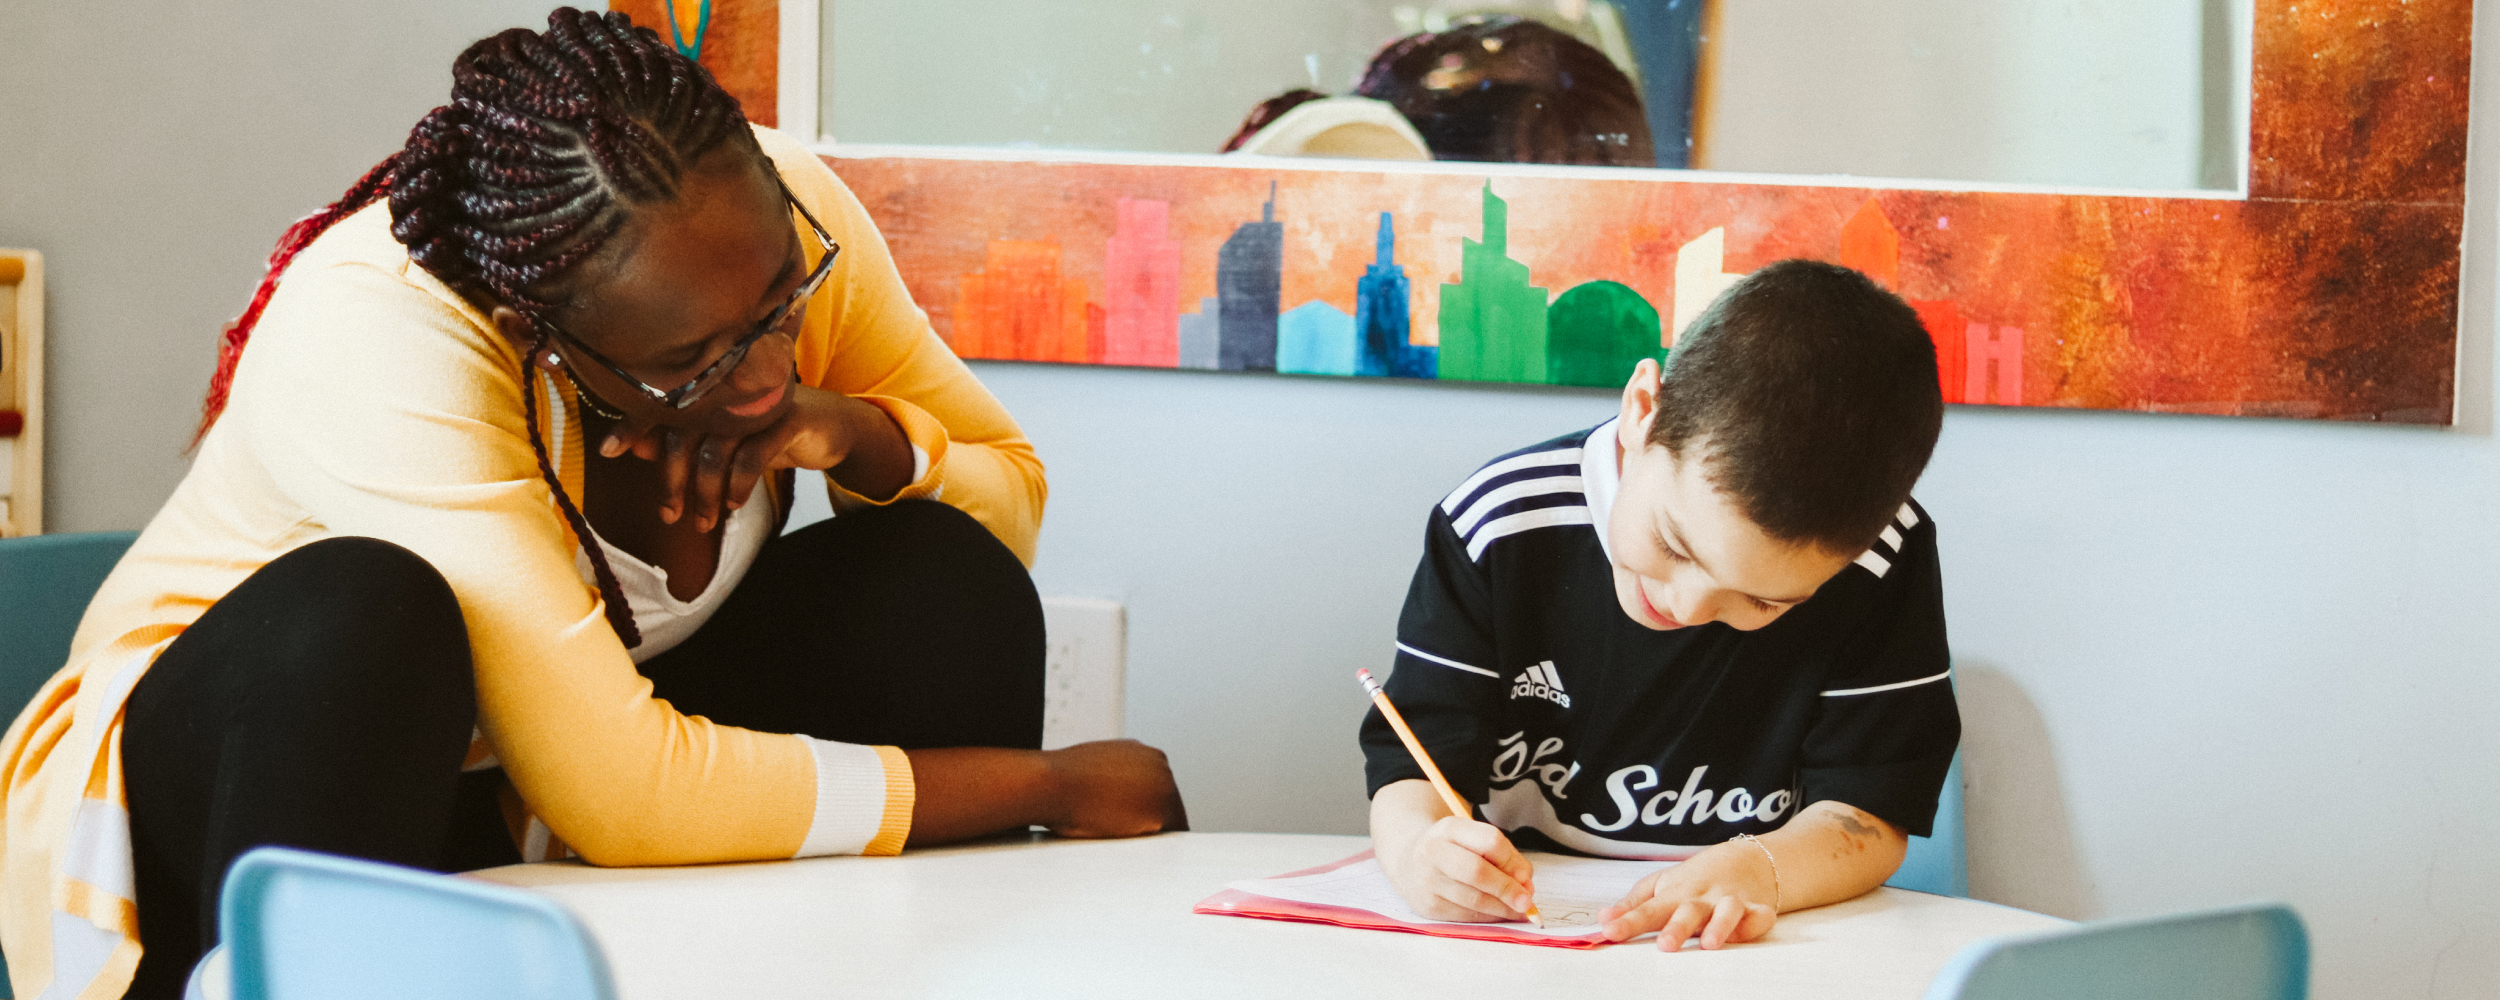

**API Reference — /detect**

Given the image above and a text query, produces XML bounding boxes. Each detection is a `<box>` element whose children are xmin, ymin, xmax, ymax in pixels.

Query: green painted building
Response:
<box><xmin>1546</xmin><ymin>280</ymin><xmax>1662</xmax><ymax>388</ymax></box>
<box><xmin>1437</xmin><ymin>183</ymin><xmax>1550</xmax><ymax>383</ymax></box>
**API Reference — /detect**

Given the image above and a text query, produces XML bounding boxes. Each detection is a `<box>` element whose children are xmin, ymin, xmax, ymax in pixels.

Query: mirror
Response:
<box><xmin>824</xmin><ymin>0</ymin><xmax>2250</xmax><ymax>191</ymax></box>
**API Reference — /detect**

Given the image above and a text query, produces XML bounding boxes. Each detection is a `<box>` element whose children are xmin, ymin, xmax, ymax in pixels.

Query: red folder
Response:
<box><xmin>1193</xmin><ymin>849</ymin><xmax>1615</xmax><ymax>949</ymax></box>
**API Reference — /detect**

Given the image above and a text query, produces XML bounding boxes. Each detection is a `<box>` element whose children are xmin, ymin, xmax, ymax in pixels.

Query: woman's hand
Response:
<box><xmin>1040</xmin><ymin>739</ymin><xmax>1189</xmax><ymax>838</ymax></box>
<box><xmin>599</xmin><ymin>382</ymin><xmax>913</xmax><ymax>532</ymax></box>
<box><xmin>1598</xmin><ymin>844</ymin><xmax>1778</xmax><ymax>950</ymax></box>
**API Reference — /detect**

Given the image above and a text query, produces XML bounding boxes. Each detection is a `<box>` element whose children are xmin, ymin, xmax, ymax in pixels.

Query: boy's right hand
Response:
<box><xmin>1382</xmin><ymin>814</ymin><xmax>1538</xmax><ymax>922</ymax></box>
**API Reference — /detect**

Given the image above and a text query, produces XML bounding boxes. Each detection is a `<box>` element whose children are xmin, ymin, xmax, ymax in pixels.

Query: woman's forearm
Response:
<box><xmin>902</xmin><ymin>740</ymin><xmax>1186</xmax><ymax>847</ymax></box>
<box><xmin>901</xmin><ymin>747</ymin><xmax>1058</xmax><ymax>846</ymax></box>
<box><xmin>825</xmin><ymin>393</ymin><xmax>915</xmax><ymax>501</ymax></box>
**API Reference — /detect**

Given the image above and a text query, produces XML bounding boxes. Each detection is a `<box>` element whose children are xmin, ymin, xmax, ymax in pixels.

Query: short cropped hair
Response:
<box><xmin>1647</xmin><ymin>259</ymin><xmax>1944</xmax><ymax>557</ymax></box>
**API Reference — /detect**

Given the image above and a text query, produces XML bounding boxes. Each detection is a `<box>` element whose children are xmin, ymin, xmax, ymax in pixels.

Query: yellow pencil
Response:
<box><xmin>1357</xmin><ymin>668</ymin><xmax>1540</xmax><ymax>927</ymax></box>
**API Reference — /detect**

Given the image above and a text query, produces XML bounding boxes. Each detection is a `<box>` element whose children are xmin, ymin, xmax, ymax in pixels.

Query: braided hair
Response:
<box><xmin>195</xmin><ymin>8</ymin><xmax>760</xmax><ymax>648</ymax></box>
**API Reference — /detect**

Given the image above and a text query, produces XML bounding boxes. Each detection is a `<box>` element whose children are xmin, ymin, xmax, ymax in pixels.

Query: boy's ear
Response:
<box><xmin>1618</xmin><ymin>357</ymin><xmax>1663</xmax><ymax>448</ymax></box>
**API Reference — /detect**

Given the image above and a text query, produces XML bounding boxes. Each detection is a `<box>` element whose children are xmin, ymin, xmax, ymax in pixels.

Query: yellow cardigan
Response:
<box><xmin>0</xmin><ymin>125</ymin><xmax>1043</xmax><ymax>1000</ymax></box>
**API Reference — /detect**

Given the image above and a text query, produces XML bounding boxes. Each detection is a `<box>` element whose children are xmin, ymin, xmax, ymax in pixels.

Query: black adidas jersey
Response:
<box><xmin>1360</xmin><ymin>421</ymin><xmax>1959</xmax><ymax>859</ymax></box>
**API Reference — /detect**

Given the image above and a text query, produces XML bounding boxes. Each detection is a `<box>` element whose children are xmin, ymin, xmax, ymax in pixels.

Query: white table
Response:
<box><xmin>473</xmin><ymin>832</ymin><xmax>2067</xmax><ymax>999</ymax></box>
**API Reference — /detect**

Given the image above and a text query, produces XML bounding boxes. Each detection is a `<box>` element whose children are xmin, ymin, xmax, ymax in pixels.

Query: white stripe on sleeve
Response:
<box><xmin>1441</xmin><ymin>448</ymin><xmax>1583</xmax><ymax>514</ymax></box>
<box><xmin>1396</xmin><ymin>642</ymin><xmax>1500</xmax><ymax>678</ymax></box>
<box><xmin>1822</xmin><ymin>668</ymin><xmax>1953</xmax><ymax>697</ymax></box>
<box><xmin>1466</xmin><ymin>506</ymin><xmax>1594</xmax><ymax>560</ymax></box>
<box><xmin>61</xmin><ymin>799</ymin><xmax>135</xmax><ymax>899</ymax></box>
<box><xmin>1451</xmin><ymin>475</ymin><xmax>1585</xmax><ymax>535</ymax></box>
<box><xmin>794</xmin><ymin>736</ymin><xmax>892</xmax><ymax>857</ymax></box>
<box><xmin>1853</xmin><ymin>548</ymin><xmax>1892</xmax><ymax>577</ymax></box>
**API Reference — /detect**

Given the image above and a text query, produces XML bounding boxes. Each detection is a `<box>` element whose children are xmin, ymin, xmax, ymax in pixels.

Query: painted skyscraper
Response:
<box><xmin>1355</xmin><ymin>212</ymin><xmax>1434</xmax><ymax>378</ymax></box>
<box><xmin>1216</xmin><ymin>182</ymin><xmax>1284</xmax><ymax>372</ymax></box>
<box><xmin>1178</xmin><ymin>297</ymin><xmax>1221</xmax><ymax>370</ymax></box>
<box><xmin>1545</xmin><ymin>280</ymin><xmax>1660</xmax><ymax>387</ymax></box>
<box><xmin>1100</xmin><ymin>197</ymin><xmax>1180</xmax><ymax>367</ymax></box>
<box><xmin>1671</xmin><ymin>226</ymin><xmax>1742</xmax><ymax>346</ymax></box>
<box><xmin>1277</xmin><ymin>301</ymin><xmax>1357</xmax><ymax>376</ymax></box>
<box><xmin>952</xmin><ymin>238</ymin><xmax>1091</xmax><ymax>362</ymax></box>
<box><xmin>1437</xmin><ymin>183</ymin><xmax>1548</xmax><ymax>383</ymax></box>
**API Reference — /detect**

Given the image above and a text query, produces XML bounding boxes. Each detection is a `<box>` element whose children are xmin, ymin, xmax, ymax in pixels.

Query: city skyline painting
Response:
<box><xmin>884</xmin><ymin>167</ymin><xmax>2048</xmax><ymax>401</ymax></box>
<box><xmin>604</xmin><ymin>0</ymin><xmax>2468</xmax><ymax>423</ymax></box>
<box><xmin>830</xmin><ymin>154</ymin><xmax>2456</xmax><ymax>420</ymax></box>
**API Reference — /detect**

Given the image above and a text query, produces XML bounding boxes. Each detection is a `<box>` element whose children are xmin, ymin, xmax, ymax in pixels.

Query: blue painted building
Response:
<box><xmin>1278</xmin><ymin>301</ymin><xmax>1358</xmax><ymax>376</ymax></box>
<box><xmin>1354</xmin><ymin>212</ymin><xmax>1437</xmax><ymax>379</ymax></box>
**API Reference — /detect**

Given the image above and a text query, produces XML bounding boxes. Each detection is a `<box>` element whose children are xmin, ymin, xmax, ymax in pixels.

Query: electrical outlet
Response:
<box><xmin>1040</xmin><ymin>597</ymin><xmax>1124</xmax><ymax>750</ymax></box>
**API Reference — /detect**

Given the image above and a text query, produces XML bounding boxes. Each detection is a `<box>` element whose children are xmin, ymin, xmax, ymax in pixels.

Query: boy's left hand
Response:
<box><xmin>1597</xmin><ymin>845</ymin><xmax>1778</xmax><ymax>951</ymax></box>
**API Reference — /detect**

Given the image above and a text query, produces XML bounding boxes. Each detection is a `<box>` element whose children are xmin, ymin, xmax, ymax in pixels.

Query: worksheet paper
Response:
<box><xmin>1198</xmin><ymin>851</ymin><xmax>1668</xmax><ymax>947</ymax></box>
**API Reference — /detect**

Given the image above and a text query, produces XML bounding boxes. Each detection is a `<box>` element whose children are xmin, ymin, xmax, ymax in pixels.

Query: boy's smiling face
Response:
<box><xmin>1606</xmin><ymin>359</ymin><xmax>1854</xmax><ymax>632</ymax></box>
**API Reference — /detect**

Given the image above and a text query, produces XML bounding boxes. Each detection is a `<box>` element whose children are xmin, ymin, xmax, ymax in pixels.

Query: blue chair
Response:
<box><xmin>0</xmin><ymin>531</ymin><xmax>138</xmax><ymax>719</ymax></box>
<box><xmin>218</xmin><ymin>846</ymin><xmax>615</xmax><ymax>1000</ymax></box>
<box><xmin>1889</xmin><ymin>750</ymin><xmax>1969</xmax><ymax>897</ymax></box>
<box><xmin>1924</xmin><ymin>902</ymin><xmax>2309</xmax><ymax>1000</ymax></box>
<box><xmin>0</xmin><ymin>530</ymin><xmax>137</xmax><ymax>999</ymax></box>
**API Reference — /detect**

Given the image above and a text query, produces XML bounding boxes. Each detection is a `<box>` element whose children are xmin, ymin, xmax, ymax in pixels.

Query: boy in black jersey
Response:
<box><xmin>1360</xmin><ymin>260</ymin><xmax>1956</xmax><ymax>951</ymax></box>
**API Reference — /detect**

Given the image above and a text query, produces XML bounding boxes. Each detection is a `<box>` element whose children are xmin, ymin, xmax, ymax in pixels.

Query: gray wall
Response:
<box><xmin>7</xmin><ymin>3</ymin><xmax>2500</xmax><ymax>999</ymax></box>
<box><xmin>826</xmin><ymin>0</ymin><xmax>1413</xmax><ymax>154</ymax></box>
<box><xmin>0</xmin><ymin>1</ymin><xmax>568</xmax><ymax>532</ymax></box>
<box><xmin>1704</xmin><ymin>0</ymin><xmax>2246</xmax><ymax>190</ymax></box>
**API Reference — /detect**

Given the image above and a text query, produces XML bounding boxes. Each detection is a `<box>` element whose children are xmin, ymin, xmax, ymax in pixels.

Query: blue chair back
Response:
<box><xmin>0</xmin><ymin>531</ymin><xmax>137</xmax><ymax>718</ymax></box>
<box><xmin>221</xmin><ymin>847</ymin><xmax>615</xmax><ymax>1000</ymax></box>
<box><xmin>1889</xmin><ymin>750</ymin><xmax>1968</xmax><ymax>896</ymax></box>
<box><xmin>0</xmin><ymin>530</ymin><xmax>136</xmax><ymax>998</ymax></box>
<box><xmin>1924</xmin><ymin>902</ymin><xmax>2309</xmax><ymax>1000</ymax></box>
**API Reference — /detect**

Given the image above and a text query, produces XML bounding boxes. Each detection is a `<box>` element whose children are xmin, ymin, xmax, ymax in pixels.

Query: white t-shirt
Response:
<box><xmin>577</xmin><ymin>482</ymin><xmax>775</xmax><ymax>663</ymax></box>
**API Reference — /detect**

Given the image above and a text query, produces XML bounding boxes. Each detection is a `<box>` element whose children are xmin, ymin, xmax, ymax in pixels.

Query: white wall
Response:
<box><xmin>1703</xmin><ymin>0</ymin><xmax>2249</xmax><ymax>190</ymax></box>
<box><xmin>825</xmin><ymin>0</ymin><xmax>1412</xmax><ymax>153</ymax></box>
<box><xmin>6</xmin><ymin>2</ymin><xmax>2499</xmax><ymax>999</ymax></box>
<box><xmin>0</xmin><ymin>0</ymin><xmax>568</xmax><ymax>536</ymax></box>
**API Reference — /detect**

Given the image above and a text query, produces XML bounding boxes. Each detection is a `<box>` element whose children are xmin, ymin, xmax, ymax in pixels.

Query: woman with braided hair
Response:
<box><xmin>0</xmin><ymin>10</ymin><xmax>1183</xmax><ymax>998</ymax></box>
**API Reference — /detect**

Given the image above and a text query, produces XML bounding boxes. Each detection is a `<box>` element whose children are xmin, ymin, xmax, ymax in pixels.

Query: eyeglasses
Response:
<box><xmin>539</xmin><ymin>177</ymin><xmax>841</xmax><ymax>411</ymax></box>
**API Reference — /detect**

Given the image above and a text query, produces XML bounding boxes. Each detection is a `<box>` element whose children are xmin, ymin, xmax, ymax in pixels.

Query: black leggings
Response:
<box><xmin>120</xmin><ymin>500</ymin><xmax>1044</xmax><ymax>998</ymax></box>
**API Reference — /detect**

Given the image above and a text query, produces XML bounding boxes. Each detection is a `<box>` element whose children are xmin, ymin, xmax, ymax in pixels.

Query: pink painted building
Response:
<box><xmin>1100</xmin><ymin>197</ymin><xmax>1181</xmax><ymax>367</ymax></box>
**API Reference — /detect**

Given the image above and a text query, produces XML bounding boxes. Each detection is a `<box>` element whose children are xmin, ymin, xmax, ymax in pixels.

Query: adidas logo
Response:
<box><xmin>1510</xmin><ymin>661</ymin><xmax>1571</xmax><ymax>708</ymax></box>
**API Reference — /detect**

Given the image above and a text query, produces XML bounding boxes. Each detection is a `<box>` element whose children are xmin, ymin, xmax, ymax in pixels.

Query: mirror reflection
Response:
<box><xmin>825</xmin><ymin>0</ymin><xmax>2248</xmax><ymax>191</ymax></box>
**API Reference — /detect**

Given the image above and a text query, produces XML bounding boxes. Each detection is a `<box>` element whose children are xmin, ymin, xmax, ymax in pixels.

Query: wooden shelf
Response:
<box><xmin>1</xmin><ymin>250</ymin><xmax>42</xmax><ymax>537</ymax></box>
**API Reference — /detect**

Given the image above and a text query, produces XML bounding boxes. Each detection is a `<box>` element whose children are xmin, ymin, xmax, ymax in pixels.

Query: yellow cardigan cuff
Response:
<box><xmin>864</xmin><ymin>745</ymin><xmax>917</xmax><ymax>857</ymax></box>
<box><xmin>831</xmin><ymin>394</ymin><xmax>950</xmax><ymax>508</ymax></box>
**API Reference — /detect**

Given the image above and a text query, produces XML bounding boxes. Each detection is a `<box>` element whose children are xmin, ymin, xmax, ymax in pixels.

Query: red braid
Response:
<box><xmin>191</xmin><ymin>155</ymin><xmax>397</xmax><ymax>448</ymax></box>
